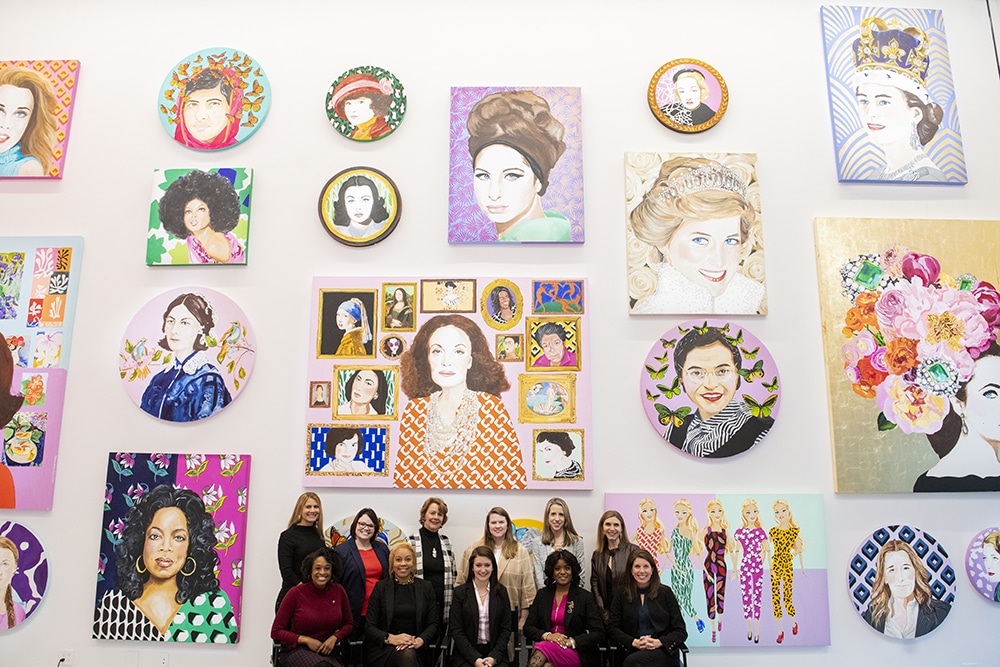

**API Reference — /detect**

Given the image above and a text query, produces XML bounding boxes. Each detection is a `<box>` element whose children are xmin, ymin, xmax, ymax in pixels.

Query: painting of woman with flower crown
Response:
<box><xmin>820</xmin><ymin>7</ymin><xmax>966</xmax><ymax>184</ymax></box>
<box><xmin>815</xmin><ymin>217</ymin><xmax>1000</xmax><ymax>493</ymax></box>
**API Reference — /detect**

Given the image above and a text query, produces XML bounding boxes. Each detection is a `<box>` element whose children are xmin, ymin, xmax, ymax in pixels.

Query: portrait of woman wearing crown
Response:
<box><xmin>625</xmin><ymin>153</ymin><xmax>767</xmax><ymax>315</ymax></box>
<box><xmin>821</xmin><ymin>8</ymin><xmax>966</xmax><ymax>184</ymax></box>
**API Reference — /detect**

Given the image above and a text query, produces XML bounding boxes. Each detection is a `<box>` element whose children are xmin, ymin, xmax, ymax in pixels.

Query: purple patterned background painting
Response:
<box><xmin>0</xmin><ymin>520</ymin><xmax>48</xmax><ymax>631</ymax></box>
<box><xmin>965</xmin><ymin>526</ymin><xmax>1000</xmax><ymax>603</ymax></box>
<box><xmin>448</xmin><ymin>86</ymin><xmax>584</xmax><ymax>243</ymax></box>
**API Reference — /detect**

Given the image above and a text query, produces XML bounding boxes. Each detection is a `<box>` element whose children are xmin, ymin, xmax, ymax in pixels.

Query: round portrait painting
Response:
<box><xmin>318</xmin><ymin>167</ymin><xmax>402</xmax><ymax>247</ymax></box>
<box><xmin>848</xmin><ymin>524</ymin><xmax>955</xmax><ymax>640</ymax></box>
<box><xmin>157</xmin><ymin>47</ymin><xmax>271</xmax><ymax>151</ymax></box>
<box><xmin>118</xmin><ymin>287</ymin><xmax>257</xmax><ymax>423</ymax></box>
<box><xmin>0</xmin><ymin>520</ymin><xmax>48</xmax><ymax>632</ymax></box>
<box><xmin>326</xmin><ymin>65</ymin><xmax>406</xmax><ymax>142</ymax></box>
<box><xmin>640</xmin><ymin>319</ymin><xmax>780</xmax><ymax>458</ymax></box>
<box><xmin>648</xmin><ymin>59</ymin><xmax>728</xmax><ymax>134</ymax></box>
<box><xmin>965</xmin><ymin>527</ymin><xmax>1000</xmax><ymax>603</ymax></box>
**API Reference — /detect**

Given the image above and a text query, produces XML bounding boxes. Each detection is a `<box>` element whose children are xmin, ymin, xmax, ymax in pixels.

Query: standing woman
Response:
<box><xmin>271</xmin><ymin>548</ymin><xmax>353</xmax><ymax>667</ymax></box>
<box><xmin>364</xmin><ymin>542</ymin><xmax>440</xmax><ymax>667</ymax></box>
<box><xmin>590</xmin><ymin>511</ymin><xmax>639</xmax><ymax>624</ymax></box>
<box><xmin>633</xmin><ymin>499</ymin><xmax>669</xmax><ymax>572</ymax></box>
<box><xmin>407</xmin><ymin>497</ymin><xmax>457</xmax><ymax>629</ymax></box>
<box><xmin>528</xmin><ymin>498</ymin><xmax>586</xmax><ymax>592</ymax></box>
<box><xmin>731</xmin><ymin>499</ymin><xmax>769</xmax><ymax>643</ymax></box>
<box><xmin>608</xmin><ymin>550</ymin><xmax>687</xmax><ymax>667</ymax></box>
<box><xmin>450</xmin><ymin>546</ymin><xmax>512</xmax><ymax>667</ymax></box>
<box><xmin>769</xmin><ymin>500</ymin><xmax>804</xmax><ymax>644</ymax></box>
<box><xmin>336</xmin><ymin>508</ymin><xmax>390</xmax><ymax>638</ymax></box>
<box><xmin>701</xmin><ymin>499</ymin><xmax>732</xmax><ymax>644</ymax></box>
<box><xmin>458</xmin><ymin>507</ymin><xmax>536</xmax><ymax>636</ymax></box>
<box><xmin>524</xmin><ymin>551</ymin><xmax>604</xmax><ymax>667</ymax></box>
<box><xmin>276</xmin><ymin>493</ymin><xmax>326</xmax><ymax>611</ymax></box>
<box><xmin>663</xmin><ymin>499</ymin><xmax>704</xmax><ymax>634</ymax></box>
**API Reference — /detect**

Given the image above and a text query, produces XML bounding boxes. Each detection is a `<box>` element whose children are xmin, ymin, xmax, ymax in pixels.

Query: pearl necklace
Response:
<box><xmin>423</xmin><ymin>389</ymin><xmax>480</xmax><ymax>477</ymax></box>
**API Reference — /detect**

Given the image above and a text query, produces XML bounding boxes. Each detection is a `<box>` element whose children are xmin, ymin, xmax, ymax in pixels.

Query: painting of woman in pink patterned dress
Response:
<box><xmin>632</xmin><ymin>498</ymin><xmax>669</xmax><ymax>570</ymax></box>
<box><xmin>732</xmin><ymin>498</ymin><xmax>769</xmax><ymax>644</ymax></box>
<box><xmin>702</xmin><ymin>499</ymin><xmax>732</xmax><ymax>644</ymax></box>
<box><xmin>664</xmin><ymin>498</ymin><xmax>705</xmax><ymax>634</ymax></box>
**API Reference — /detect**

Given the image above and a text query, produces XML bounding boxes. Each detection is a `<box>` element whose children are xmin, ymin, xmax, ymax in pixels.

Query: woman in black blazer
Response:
<box><xmin>450</xmin><ymin>545</ymin><xmax>513</xmax><ymax>667</ymax></box>
<box><xmin>523</xmin><ymin>551</ymin><xmax>604</xmax><ymax>667</ymax></box>
<box><xmin>608</xmin><ymin>550</ymin><xmax>687</xmax><ymax>667</ymax></box>
<box><xmin>336</xmin><ymin>508</ymin><xmax>391</xmax><ymax>638</ymax></box>
<box><xmin>364</xmin><ymin>542</ymin><xmax>440</xmax><ymax>667</ymax></box>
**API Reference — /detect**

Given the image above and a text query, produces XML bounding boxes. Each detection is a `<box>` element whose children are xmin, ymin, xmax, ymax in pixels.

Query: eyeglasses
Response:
<box><xmin>356</xmin><ymin>522</ymin><xmax>375</xmax><ymax>530</ymax></box>
<box><xmin>683</xmin><ymin>366</ymin><xmax>735</xmax><ymax>382</ymax></box>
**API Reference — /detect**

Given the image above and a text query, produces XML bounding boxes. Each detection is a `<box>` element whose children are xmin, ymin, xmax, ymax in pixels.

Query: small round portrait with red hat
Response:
<box><xmin>326</xmin><ymin>66</ymin><xmax>406</xmax><ymax>142</ymax></box>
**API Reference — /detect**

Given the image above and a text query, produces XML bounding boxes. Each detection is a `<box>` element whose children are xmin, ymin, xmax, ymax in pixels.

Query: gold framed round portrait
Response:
<box><xmin>648</xmin><ymin>59</ymin><xmax>729</xmax><ymax>134</ymax></box>
<box><xmin>480</xmin><ymin>279</ymin><xmax>523</xmax><ymax>331</ymax></box>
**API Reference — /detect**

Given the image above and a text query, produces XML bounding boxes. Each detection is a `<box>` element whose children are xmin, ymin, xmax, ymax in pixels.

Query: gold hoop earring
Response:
<box><xmin>180</xmin><ymin>557</ymin><xmax>197</xmax><ymax>577</ymax></box>
<box><xmin>136</xmin><ymin>556</ymin><xmax>147</xmax><ymax>574</ymax></box>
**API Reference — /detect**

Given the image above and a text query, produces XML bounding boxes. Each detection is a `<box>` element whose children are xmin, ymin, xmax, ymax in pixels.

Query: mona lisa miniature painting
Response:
<box><xmin>815</xmin><ymin>217</ymin><xmax>1000</xmax><ymax>493</ymax></box>
<box><xmin>0</xmin><ymin>60</ymin><xmax>80</xmax><ymax>178</ymax></box>
<box><xmin>93</xmin><ymin>453</ymin><xmax>250</xmax><ymax>642</ymax></box>
<box><xmin>820</xmin><ymin>6</ymin><xmax>966</xmax><ymax>183</ymax></box>
<box><xmin>626</xmin><ymin>152</ymin><xmax>767</xmax><ymax>315</ymax></box>
<box><xmin>448</xmin><ymin>87</ymin><xmax>584</xmax><ymax>243</ymax></box>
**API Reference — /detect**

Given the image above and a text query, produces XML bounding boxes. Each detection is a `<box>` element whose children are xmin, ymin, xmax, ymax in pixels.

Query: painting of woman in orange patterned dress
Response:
<box><xmin>393</xmin><ymin>314</ymin><xmax>525</xmax><ymax>489</ymax></box>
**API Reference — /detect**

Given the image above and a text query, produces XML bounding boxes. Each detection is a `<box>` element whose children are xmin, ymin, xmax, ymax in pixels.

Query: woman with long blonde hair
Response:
<box><xmin>633</xmin><ymin>499</ymin><xmax>669</xmax><ymax>570</ymax></box>
<box><xmin>275</xmin><ymin>493</ymin><xmax>326</xmax><ymax>611</ymax></box>
<box><xmin>0</xmin><ymin>536</ymin><xmax>25</xmax><ymax>629</ymax></box>
<box><xmin>0</xmin><ymin>66</ymin><xmax>58</xmax><ymax>177</ymax></box>
<box><xmin>664</xmin><ymin>499</ymin><xmax>704</xmax><ymax>634</ymax></box>
<box><xmin>769</xmin><ymin>500</ymin><xmax>804</xmax><ymax>643</ymax></box>
<box><xmin>701</xmin><ymin>499</ymin><xmax>732</xmax><ymax>643</ymax></box>
<box><xmin>732</xmin><ymin>499</ymin><xmax>769</xmax><ymax>643</ymax></box>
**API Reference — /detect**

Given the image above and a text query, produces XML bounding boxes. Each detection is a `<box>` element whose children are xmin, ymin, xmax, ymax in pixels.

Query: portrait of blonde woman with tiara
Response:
<box><xmin>820</xmin><ymin>8</ymin><xmax>965</xmax><ymax>183</ymax></box>
<box><xmin>625</xmin><ymin>153</ymin><xmax>767</xmax><ymax>315</ymax></box>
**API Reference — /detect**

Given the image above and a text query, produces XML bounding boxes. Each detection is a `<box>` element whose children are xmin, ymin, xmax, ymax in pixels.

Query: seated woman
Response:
<box><xmin>524</xmin><ymin>551</ymin><xmax>604</xmax><ymax>667</ymax></box>
<box><xmin>364</xmin><ymin>542</ymin><xmax>440</xmax><ymax>667</ymax></box>
<box><xmin>336</xmin><ymin>508</ymin><xmax>390</xmax><ymax>638</ymax></box>
<box><xmin>608</xmin><ymin>550</ymin><xmax>687</xmax><ymax>667</ymax></box>
<box><xmin>450</xmin><ymin>545</ymin><xmax>512</xmax><ymax>667</ymax></box>
<box><xmin>271</xmin><ymin>548</ymin><xmax>353</xmax><ymax>667</ymax></box>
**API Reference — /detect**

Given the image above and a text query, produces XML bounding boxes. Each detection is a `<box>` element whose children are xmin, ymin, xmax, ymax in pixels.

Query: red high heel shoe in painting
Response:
<box><xmin>792</xmin><ymin>622</ymin><xmax>798</xmax><ymax>635</ymax></box>
<box><xmin>776</xmin><ymin>631</ymin><xmax>784</xmax><ymax>644</ymax></box>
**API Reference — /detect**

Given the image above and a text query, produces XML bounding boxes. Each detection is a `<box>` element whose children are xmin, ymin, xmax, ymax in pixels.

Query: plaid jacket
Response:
<box><xmin>408</xmin><ymin>530</ymin><xmax>457</xmax><ymax>617</ymax></box>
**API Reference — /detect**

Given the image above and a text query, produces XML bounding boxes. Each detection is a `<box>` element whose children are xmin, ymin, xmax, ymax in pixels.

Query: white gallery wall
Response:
<box><xmin>2</xmin><ymin>0</ymin><xmax>999</xmax><ymax>664</ymax></box>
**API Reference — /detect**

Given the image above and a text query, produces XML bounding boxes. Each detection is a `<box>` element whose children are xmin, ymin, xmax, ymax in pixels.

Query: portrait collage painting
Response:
<box><xmin>815</xmin><ymin>217</ymin><xmax>1000</xmax><ymax>493</ymax></box>
<box><xmin>306</xmin><ymin>277</ymin><xmax>591</xmax><ymax>489</ymax></box>
<box><xmin>821</xmin><ymin>6</ymin><xmax>966</xmax><ymax>183</ymax></box>
<box><xmin>0</xmin><ymin>60</ymin><xmax>80</xmax><ymax>178</ymax></box>
<box><xmin>625</xmin><ymin>152</ymin><xmax>768</xmax><ymax>316</ymax></box>
<box><xmin>93</xmin><ymin>452</ymin><xmax>251</xmax><ymax>643</ymax></box>
<box><xmin>604</xmin><ymin>493</ymin><xmax>830</xmax><ymax>649</ymax></box>
<box><xmin>448</xmin><ymin>87</ymin><xmax>584</xmax><ymax>243</ymax></box>
<box><xmin>0</xmin><ymin>236</ymin><xmax>83</xmax><ymax>511</ymax></box>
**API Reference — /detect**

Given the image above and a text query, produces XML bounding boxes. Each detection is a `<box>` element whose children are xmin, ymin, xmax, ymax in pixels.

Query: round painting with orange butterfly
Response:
<box><xmin>640</xmin><ymin>319</ymin><xmax>780</xmax><ymax>459</ymax></box>
<box><xmin>157</xmin><ymin>47</ymin><xmax>271</xmax><ymax>151</ymax></box>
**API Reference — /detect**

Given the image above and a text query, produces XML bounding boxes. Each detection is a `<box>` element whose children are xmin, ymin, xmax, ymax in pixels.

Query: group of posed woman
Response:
<box><xmin>271</xmin><ymin>495</ymin><xmax>688</xmax><ymax>667</ymax></box>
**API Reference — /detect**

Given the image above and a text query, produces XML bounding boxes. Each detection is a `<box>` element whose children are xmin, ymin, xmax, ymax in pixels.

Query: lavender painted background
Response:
<box><xmin>448</xmin><ymin>86</ymin><xmax>584</xmax><ymax>243</ymax></box>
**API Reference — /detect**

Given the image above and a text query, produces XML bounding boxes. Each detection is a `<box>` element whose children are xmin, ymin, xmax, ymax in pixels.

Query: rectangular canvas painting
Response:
<box><xmin>0</xmin><ymin>236</ymin><xmax>83</xmax><ymax>510</ymax></box>
<box><xmin>625</xmin><ymin>152</ymin><xmax>767</xmax><ymax>315</ymax></box>
<box><xmin>306</xmin><ymin>277</ymin><xmax>592</xmax><ymax>489</ymax></box>
<box><xmin>93</xmin><ymin>452</ymin><xmax>250</xmax><ymax>643</ymax></box>
<box><xmin>605</xmin><ymin>493</ymin><xmax>830</xmax><ymax>648</ymax></box>
<box><xmin>820</xmin><ymin>6</ymin><xmax>965</xmax><ymax>183</ymax></box>
<box><xmin>0</xmin><ymin>60</ymin><xmax>80</xmax><ymax>178</ymax></box>
<box><xmin>448</xmin><ymin>87</ymin><xmax>584</xmax><ymax>243</ymax></box>
<box><xmin>146</xmin><ymin>168</ymin><xmax>252</xmax><ymax>265</ymax></box>
<box><xmin>815</xmin><ymin>217</ymin><xmax>1000</xmax><ymax>493</ymax></box>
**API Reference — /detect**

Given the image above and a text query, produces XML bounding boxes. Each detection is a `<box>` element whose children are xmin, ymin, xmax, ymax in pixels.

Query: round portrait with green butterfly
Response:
<box><xmin>640</xmin><ymin>318</ymin><xmax>780</xmax><ymax>458</ymax></box>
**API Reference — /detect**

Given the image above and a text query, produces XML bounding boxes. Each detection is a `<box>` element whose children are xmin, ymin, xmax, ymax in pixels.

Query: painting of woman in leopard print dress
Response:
<box><xmin>769</xmin><ymin>499</ymin><xmax>804</xmax><ymax>644</ymax></box>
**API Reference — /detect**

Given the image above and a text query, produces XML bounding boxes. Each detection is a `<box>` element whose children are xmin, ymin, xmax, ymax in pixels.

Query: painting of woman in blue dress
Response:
<box><xmin>139</xmin><ymin>293</ymin><xmax>231</xmax><ymax>422</ymax></box>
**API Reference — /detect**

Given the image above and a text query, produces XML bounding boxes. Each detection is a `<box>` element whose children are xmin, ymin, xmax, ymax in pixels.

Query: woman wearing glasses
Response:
<box><xmin>664</xmin><ymin>327</ymin><xmax>773</xmax><ymax>458</ymax></box>
<box><xmin>336</xmin><ymin>508</ymin><xmax>390</xmax><ymax>638</ymax></box>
